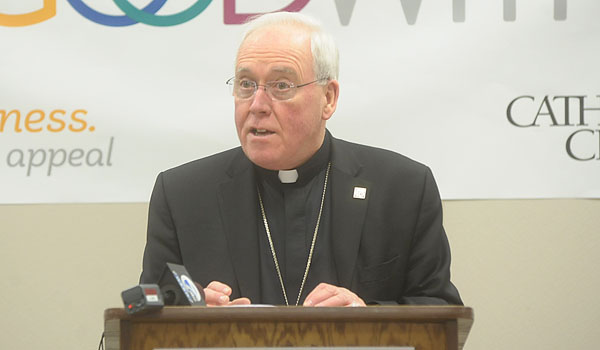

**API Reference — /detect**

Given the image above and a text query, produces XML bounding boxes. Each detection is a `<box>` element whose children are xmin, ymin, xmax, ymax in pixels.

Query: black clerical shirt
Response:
<box><xmin>255</xmin><ymin>133</ymin><xmax>338</xmax><ymax>305</ymax></box>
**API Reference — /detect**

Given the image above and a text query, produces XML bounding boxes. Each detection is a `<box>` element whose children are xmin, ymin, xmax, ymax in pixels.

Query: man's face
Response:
<box><xmin>234</xmin><ymin>24</ymin><xmax>334</xmax><ymax>170</ymax></box>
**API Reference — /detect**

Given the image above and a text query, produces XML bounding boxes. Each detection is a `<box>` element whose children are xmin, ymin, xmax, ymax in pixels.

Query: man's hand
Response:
<box><xmin>202</xmin><ymin>281</ymin><xmax>251</xmax><ymax>306</ymax></box>
<box><xmin>303</xmin><ymin>282</ymin><xmax>366</xmax><ymax>307</ymax></box>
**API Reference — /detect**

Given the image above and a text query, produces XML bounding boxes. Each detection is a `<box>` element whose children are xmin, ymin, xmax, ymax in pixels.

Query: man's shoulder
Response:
<box><xmin>159</xmin><ymin>146</ymin><xmax>246</xmax><ymax>183</ymax></box>
<box><xmin>332</xmin><ymin>137</ymin><xmax>429</xmax><ymax>175</ymax></box>
<box><xmin>331</xmin><ymin>137</ymin><xmax>439</xmax><ymax>200</ymax></box>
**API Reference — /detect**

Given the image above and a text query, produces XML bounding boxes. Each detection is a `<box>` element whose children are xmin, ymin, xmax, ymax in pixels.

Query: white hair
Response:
<box><xmin>239</xmin><ymin>12</ymin><xmax>339</xmax><ymax>82</ymax></box>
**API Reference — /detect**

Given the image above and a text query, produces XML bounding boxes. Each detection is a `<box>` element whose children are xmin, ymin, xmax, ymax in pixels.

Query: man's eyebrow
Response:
<box><xmin>235</xmin><ymin>66</ymin><xmax>298</xmax><ymax>77</ymax></box>
<box><xmin>236</xmin><ymin>67</ymin><xmax>251</xmax><ymax>74</ymax></box>
<box><xmin>271</xmin><ymin>66</ymin><xmax>296</xmax><ymax>74</ymax></box>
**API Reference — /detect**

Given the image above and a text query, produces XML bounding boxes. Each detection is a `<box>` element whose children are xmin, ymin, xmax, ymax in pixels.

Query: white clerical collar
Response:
<box><xmin>278</xmin><ymin>169</ymin><xmax>299</xmax><ymax>184</ymax></box>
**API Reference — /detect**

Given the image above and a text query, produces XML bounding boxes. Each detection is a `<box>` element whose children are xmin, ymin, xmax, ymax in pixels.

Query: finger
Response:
<box><xmin>205</xmin><ymin>281</ymin><xmax>232</xmax><ymax>296</ymax></box>
<box><xmin>204</xmin><ymin>281</ymin><xmax>233</xmax><ymax>306</ymax></box>
<box><xmin>313</xmin><ymin>293</ymin><xmax>349</xmax><ymax>307</ymax></box>
<box><xmin>314</xmin><ymin>292</ymin><xmax>365</xmax><ymax>307</ymax></box>
<box><xmin>204</xmin><ymin>288</ymin><xmax>230</xmax><ymax>306</ymax></box>
<box><xmin>228</xmin><ymin>297</ymin><xmax>252</xmax><ymax>305</ymax></box>
<box><xmin>303</xmin><ymin>283</ymin><xmax>338</xmax><ymax>306</ymax></box>
<box><xmin>304</xmin><ymin>283</ymin><xmax>366</xmax><ymax>307</ymax></box>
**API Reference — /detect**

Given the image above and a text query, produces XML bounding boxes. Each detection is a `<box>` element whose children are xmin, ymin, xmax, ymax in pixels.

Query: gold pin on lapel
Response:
<box><xmin>353</xmin><ymin>187</ymin><xmax>367</xmax><ymax>199</ymax></box>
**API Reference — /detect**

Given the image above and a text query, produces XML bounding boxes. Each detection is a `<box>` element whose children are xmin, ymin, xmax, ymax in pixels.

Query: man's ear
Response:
<box><xmin>322</xmin><ymin>79</ymin><xmax>339</xmax><ymax>121</ymax></box>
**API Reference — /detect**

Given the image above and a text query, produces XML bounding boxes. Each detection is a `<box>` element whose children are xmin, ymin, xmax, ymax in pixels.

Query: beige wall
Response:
<box><xmin>1</xmin><ymin>199</ymin><xmax>599</xmax><ymax>349</ymax></box>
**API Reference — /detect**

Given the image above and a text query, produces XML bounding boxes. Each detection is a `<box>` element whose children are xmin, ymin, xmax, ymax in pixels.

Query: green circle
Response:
<box><xmin>112</xmin><ymin>0</ymin><xmax>212</xmax><ymax>26</ymax></box>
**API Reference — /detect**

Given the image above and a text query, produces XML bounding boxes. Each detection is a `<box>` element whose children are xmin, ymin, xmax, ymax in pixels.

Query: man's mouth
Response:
<box><xmin>251</xmin><ymin>128</ymin><xmax>275</xmax><ymax>136</ymax></box>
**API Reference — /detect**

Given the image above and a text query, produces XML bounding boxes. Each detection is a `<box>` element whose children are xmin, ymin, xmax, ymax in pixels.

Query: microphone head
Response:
<box><xmin>157</xmin><ymin>263</ymin><xmax>206</xmax><ymax>306</ymax></box>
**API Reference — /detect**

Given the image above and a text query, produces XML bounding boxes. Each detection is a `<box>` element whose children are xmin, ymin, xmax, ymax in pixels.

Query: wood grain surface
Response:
<box><xmin>104</xmin><ymin>306</ymin><xmax>473</xmax><ymax>350</ymax></box>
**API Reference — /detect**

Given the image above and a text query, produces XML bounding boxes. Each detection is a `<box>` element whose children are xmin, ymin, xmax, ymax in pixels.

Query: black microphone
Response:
<box><xmin>121</xmin><ymin>284</ymin><xmax>164</xmax><ymax>314</ymax></box>
<box><xmin>157</xmin><ymin>262</ymin><xmax>206</xmax><ymax>306</ymax></box>
<box><xmin>121</xmin><ymin>263</ymin><xmax>206</xmax><ymax>314</ymax></box>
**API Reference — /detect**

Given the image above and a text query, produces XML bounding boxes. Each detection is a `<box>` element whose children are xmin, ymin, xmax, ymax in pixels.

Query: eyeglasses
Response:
<box><xmin>226</xmin><ymin>77</ymin><xmax>327</xmax><ymax>101</ymax></box>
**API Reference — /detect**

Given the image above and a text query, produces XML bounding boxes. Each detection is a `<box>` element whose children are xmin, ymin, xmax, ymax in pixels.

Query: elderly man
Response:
<box><xmin>140</xmin><ymin>12</ymin><xmax>462</xmax><ymax>307</ymax></box>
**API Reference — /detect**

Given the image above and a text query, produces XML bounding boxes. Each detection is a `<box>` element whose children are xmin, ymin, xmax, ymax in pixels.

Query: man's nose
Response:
<box><xmin>249</xmin><ymin>86</ymin><xmax>272</xmax><ymax>115</ymax></box>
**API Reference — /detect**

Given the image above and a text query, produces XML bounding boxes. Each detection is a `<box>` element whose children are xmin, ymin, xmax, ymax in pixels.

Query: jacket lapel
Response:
<box><xmin>217</xmin><ymin>150</ymin><xmax>261</xmax><ymax>302</ymax></box>
<box><xmin>330</xmin><ymin>137</ymin><xmax>371</xmax><ymax>288</ymax></box>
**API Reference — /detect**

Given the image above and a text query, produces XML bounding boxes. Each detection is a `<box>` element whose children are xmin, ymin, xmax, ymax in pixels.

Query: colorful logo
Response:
<box><xmin>69</xmin><ymin>0</ymin><xmax>212</xmax><ymax>27</ymax></box>
<box><xmin>67</xmin><ymin>0</ymin><xmax>169</xmax><ymax>27</ymax></box>
<box><xmin>0</xmin><ymin>0</ymin><xmax>569</xmax><ymax>27</ymax></box>
<box><xmin>0</xmin><ymin>0</ymin><xmax>309</xmax><ymax>27</ymax></box>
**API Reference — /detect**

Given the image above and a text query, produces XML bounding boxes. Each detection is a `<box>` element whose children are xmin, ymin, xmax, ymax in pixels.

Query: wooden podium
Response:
<box><xmin>104</xmin><ymin>306</ymin><xmax>473</xmax><ymax>350</ymax></box>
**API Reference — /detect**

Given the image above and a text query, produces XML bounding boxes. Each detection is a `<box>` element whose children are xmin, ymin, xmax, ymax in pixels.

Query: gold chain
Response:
<box><xmin>257</xmin><ymin>162</ymin><xmax>331</xmax><ymax>306</ymax></box>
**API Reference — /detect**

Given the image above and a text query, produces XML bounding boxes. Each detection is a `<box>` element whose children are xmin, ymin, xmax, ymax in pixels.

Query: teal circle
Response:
<box><xmin>112</xmin><ymin>0</ymin><xmax>213</xmax><ymax>26</ymax></box>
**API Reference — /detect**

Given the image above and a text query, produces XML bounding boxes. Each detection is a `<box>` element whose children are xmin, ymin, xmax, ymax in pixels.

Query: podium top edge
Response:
<box><xmin>105</xmin><ymin>305</ymin><xmax>473</xmax><ymax>322</ymax></box>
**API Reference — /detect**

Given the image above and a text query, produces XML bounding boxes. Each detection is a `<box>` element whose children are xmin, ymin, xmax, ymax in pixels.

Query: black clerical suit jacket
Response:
<box><xmin>140</xmin><ymin>135</ymin><xmax>462</xmax><ymax>305</ymax></box>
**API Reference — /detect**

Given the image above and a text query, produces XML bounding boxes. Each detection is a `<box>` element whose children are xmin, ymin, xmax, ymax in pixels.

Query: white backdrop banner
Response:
<box><xmin>1</xmin><ymin>0</ymin><xmax>599</xmax><ymax>203</ymax></box>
